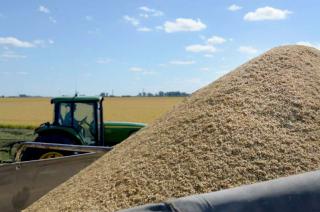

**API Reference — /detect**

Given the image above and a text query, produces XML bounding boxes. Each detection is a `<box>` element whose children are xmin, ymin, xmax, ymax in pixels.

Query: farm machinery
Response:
<box><xmin>21</xmin><ymin>96</ymin><xmax>146</xmax><ymax>160</ymax></box>
<box><xmin>0</xmin><ymin>96</ymin><xmax>146</xmax><ymax>211</ymax></box>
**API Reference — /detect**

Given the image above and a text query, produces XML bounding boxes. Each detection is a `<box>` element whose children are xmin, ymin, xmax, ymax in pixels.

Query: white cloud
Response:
<box><xmin>141</xmin><ymin>71</ymin><xmax>156</xmax><ymax>75</ymax></box>
<box><xmin>129</xmin><ymin>66</ymin><xmax>155</xmax><ymax>75</ymax></box>
<box><xmin>207</xmin><ymin>36</ymin><xmax>226</xmax><ymax>45</ymax></box>
<box><xmin>129</xmin><ymin>67</ymin><xmax>143</xmax><ymax>72</ymax></box>
<box><xmin>85</xmin><ymin>16</ymin><xmax>93</xmax><ymax>21</ymax></box>
<box><xmin>186</xmin><ymin>35</ymin><xmax>226</xmax><ymax>55</ymax></box>
<box><xmin>48</xmin><ymin>39</ymin><xmax>54</xmax><ymax>44</ymax></box>
<box><xmin>137</xmin><ymin>27</ymin><xmax>152</xmax><ymax>32</ymax></box>
<box><xmin>228</xmin><ymin>4</ymin><xmax>242</xmax><ymax>11</ymax></box>
<box><xmin>123</xmin><ymin>15</ymin><xmax>139</xmax><ymax>26</ymax></box>
<box><xmin>155</xmin><ymin>25</ymin><xmax>163</xmax><ymax>30</ymax></box>
<box><xmin>204</xmin><ymin>54</ymin><xmax>214</xmax><ymax>58</ymax></box>
<box><xmin>296</xmin><ymin>41</ymin><xmax>320</xmax><ymax>50</ymax></box>
<box><xmin>39</xmin><ymin>5</ymin><xmax>50</xmax><ymax>14</ymax></box>
<box><xmin>123</xmin><ymin>15</ymin><xmax>154</xmax><ymax>32</ymax></box>
<box><xmin>199</xmin><ymin>67</ymin><xmax>210</xmax><ymax>72</ymax></box>
<box><xmin>186</xmin><ymin>44</ymin><xmax>216</xmax><ymax>53</ymax></box>
<box><xmin>238</xmin><ymin>46</ymin><xmax>258</xmax><ymax>54</ymax></box>
<box><xmin>139</xmin><ymin>6</ymin><xmax>164</xmax><ymax>17</ymax></box>
<box><xmin>32</xmin><ymin>39</ymin><xmax>54</xmax><ymax>47</ymax></box>
<box><xmin>96</xmin><ymin>58</ymin><xmax>111</xmax><ymax>64</ymax></box>
<box><xmin>0</xmin><ymin>37</ymin><xmax>35</xmax><ymax>48</ymax></box>
<box><xmin>244</xmin><ymin>7</ymin><xmax>292</xmax><ymax>21</ymax></box>
<box><xmin>0</xmin><ymin>51</ymin><xmax>26</xmax><ymax>59</ymax></box>
<box><xmin>170</xmin><ymin>60</ymin><xmax>196</xmax><ymax>65</ymax></box>
<box><xmin>38</xmin><ymin>5</ymin><xmax>56</xmax><ymax>23</ymax></box>
<box><xmin>139</xmin><ymin>13</ymin><xmax>149</xmax><ymax>18</ymax></box>
<box><xmin>33</xmin><ymin>40</ymin><xmax>46</xmax><ymax>47</ymax></box>
<box><xmin>158</xmin><ymin>63</ymin><xmax>167</xmax><ymax>67</ymax></box>
<box><xmin>163</xmin><ymin>18</ymin><xmax>206</xmax><ymax>33</ymax></box>
<box><xmin>49</xmin><ymin>16</ymin><xmax>57</xmax><ymax>24</ymax></box>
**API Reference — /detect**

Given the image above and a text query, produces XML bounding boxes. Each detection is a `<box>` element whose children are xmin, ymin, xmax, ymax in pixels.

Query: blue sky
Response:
<box><xmin>0</xmin><ymin>1</ymin><xmax>319</xmax><ymax>96</ymax></box>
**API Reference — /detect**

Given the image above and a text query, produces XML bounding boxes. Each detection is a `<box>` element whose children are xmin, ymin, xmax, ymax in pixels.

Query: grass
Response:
<box><xmin>0</xmin><ymin>124</ymin><xmax>36</xmax><ymax>129</ymax></box>
<box><xmin>0</xmin><ymin>97</ymin><xmax>184</xmax><ymax>128</ymax></box>
<box><xmin>0</xmin><ymin>128</ymin><xmax>35</xmax><ymax>162</ymax></box>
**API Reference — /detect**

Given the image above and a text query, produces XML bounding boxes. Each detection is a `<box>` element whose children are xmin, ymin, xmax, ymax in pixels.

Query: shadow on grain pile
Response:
<box><xmin>27</xmin><ymin>45</ymin><xmax>320</xmax><ymax>212</ymax></box>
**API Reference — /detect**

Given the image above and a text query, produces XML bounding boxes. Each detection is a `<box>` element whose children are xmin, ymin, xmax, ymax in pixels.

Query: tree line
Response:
<box><xmin>100</xmin><ymin>91</ymin><xmax>190</xmax><ymax>97</ymax></box>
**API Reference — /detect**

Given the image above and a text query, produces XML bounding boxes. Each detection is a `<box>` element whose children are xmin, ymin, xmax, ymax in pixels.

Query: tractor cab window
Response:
<box><xmin>58</xmin><ymin>103</ymin><xmax>73</xmax><ymax>127</ymax></box>
<box><xmin>56</xmin><ymin>102</ymin><xmax>97</xmax><ymax>145</ymax></box>
<box><xmin>74</xmin><ymin>103</ymin><xmax>96</xmax><ymax>145</ymax></box>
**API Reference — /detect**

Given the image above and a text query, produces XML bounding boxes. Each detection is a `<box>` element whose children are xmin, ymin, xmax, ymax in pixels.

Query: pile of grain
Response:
<box><xmin>28</xmin><ymin>45</ymin><xmax>320</xmax><ymax>212</ymax></box>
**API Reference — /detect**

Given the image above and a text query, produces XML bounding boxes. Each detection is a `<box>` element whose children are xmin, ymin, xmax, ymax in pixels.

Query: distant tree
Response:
<box><xmin>137</xmin><ymin>91</ymin><xmax>189</xmax><ymax>97</ymax></box>
<box><xmin>158</xmin><ymin>91</ymin><xmax>164</xmax><ymax>97</ymax></box>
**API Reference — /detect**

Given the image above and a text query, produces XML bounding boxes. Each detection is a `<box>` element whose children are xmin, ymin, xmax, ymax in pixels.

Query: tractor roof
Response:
<box><xmin>51</xmin><ymin>96</ymin><xmax>103</xmax><ymax>104</ymax></box>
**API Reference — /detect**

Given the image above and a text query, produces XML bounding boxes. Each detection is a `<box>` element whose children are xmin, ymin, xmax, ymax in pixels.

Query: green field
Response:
<box><xmin>0</xmin><ymin>128</ymin><xmax>35</xmax><ymax>162</ymax></box>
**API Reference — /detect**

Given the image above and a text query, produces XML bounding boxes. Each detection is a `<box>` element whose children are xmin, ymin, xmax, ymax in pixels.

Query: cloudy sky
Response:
<box><xmin>0</xmin><ymin>1</ymin><xmax>319</xmax><ymax>96</ymax></box>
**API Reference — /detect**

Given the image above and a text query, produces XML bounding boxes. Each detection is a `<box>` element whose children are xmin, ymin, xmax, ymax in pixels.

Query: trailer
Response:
<box><xmin>0</xmin><ymin>141</ymin><xmax>112</xmax><ymax>212</ymax></box>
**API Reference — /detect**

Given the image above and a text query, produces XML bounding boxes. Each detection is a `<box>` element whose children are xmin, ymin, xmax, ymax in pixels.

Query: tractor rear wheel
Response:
<box><xmin>20</xmin><ymin>135</ymin><xmax>75</xmax><ymax>161</ymax></box>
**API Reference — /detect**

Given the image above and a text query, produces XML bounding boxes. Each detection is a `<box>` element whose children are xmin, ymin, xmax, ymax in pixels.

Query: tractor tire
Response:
<box><xmin>20</xmin><ymin>135</ymin><xmax>75</xmax><ymax>161</ymax></box>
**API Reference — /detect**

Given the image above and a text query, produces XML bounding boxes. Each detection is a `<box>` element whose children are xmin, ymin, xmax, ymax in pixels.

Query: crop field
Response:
<box><xmin>0</xmin><ymin>97</ymin><xmax>184</xmax><ymax>128</ymax></box>
<box><xmin>0</xmin><ymin>97</ymin><xmax>184</xmax><ymax>161</ymax></box>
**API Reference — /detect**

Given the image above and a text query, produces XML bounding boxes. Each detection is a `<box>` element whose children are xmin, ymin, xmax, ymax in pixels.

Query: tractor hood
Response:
<box><xmin>104</xmin><ymin>121</ymin><xmax>146</xmax><ymax>129</ymax></box>
<box><xmin>103</xmin><ymin>121</ymin><xmax>146</xmax><ymax>145</ymax></box>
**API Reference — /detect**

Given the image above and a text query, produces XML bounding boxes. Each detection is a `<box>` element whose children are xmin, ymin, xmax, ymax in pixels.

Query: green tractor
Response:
<box><xmin>21</xmin><ymin>96</ymin><xmax>146</xmax><ymax>160</ymax></box>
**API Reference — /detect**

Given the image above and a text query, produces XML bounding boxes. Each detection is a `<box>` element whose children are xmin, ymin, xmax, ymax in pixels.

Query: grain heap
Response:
<box><xmin>28</xmin><ymin>45</ymin><xmax>320</xmax><ymax>211</ymax></box>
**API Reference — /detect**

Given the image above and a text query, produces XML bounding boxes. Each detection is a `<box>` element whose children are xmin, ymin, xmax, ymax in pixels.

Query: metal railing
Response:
<box><xmin>15</xmin><ymin>141</ymin><xmax>112</xmax><ymax>162</ymax></box>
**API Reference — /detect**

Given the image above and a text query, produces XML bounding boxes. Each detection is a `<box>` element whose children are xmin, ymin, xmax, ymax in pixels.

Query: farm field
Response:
<box><xmin>0</xmin><ymin>97</ymin><xmax>184</xmax><ymax>128</ymax></box>
<box><xmin>0</xmin><ymin>97</ymin><xmax>184</xmax><ymax>161</ymax></box>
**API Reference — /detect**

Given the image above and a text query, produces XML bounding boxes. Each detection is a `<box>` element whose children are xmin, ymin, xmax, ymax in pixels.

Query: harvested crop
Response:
<box><xmin>27</xmin><ymin>45</ymin><xmax>320</xmax><ymax>211</ymax></box>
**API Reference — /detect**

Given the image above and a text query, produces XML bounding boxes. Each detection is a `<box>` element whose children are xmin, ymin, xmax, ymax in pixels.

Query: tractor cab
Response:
<box><xmin>34</xmin><ymin>96</ymin><xmax>104</xmax><ymax>147</ymax></box>
<box><xmin>51</xmin><ymin>96</ymin><xmax>104</xmax><ymax>146</ymax></box>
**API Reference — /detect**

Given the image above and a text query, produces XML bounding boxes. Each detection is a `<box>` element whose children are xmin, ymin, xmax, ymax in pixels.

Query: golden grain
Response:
<box><xmin>27</xmin><ymin>45</ymin><xmax>320</xmax><ymax>212</ymax></box>
<box><xmin>0</xmin><ymin>97</ymin><xmax>184</xmax><ymax>127</ymax></box>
